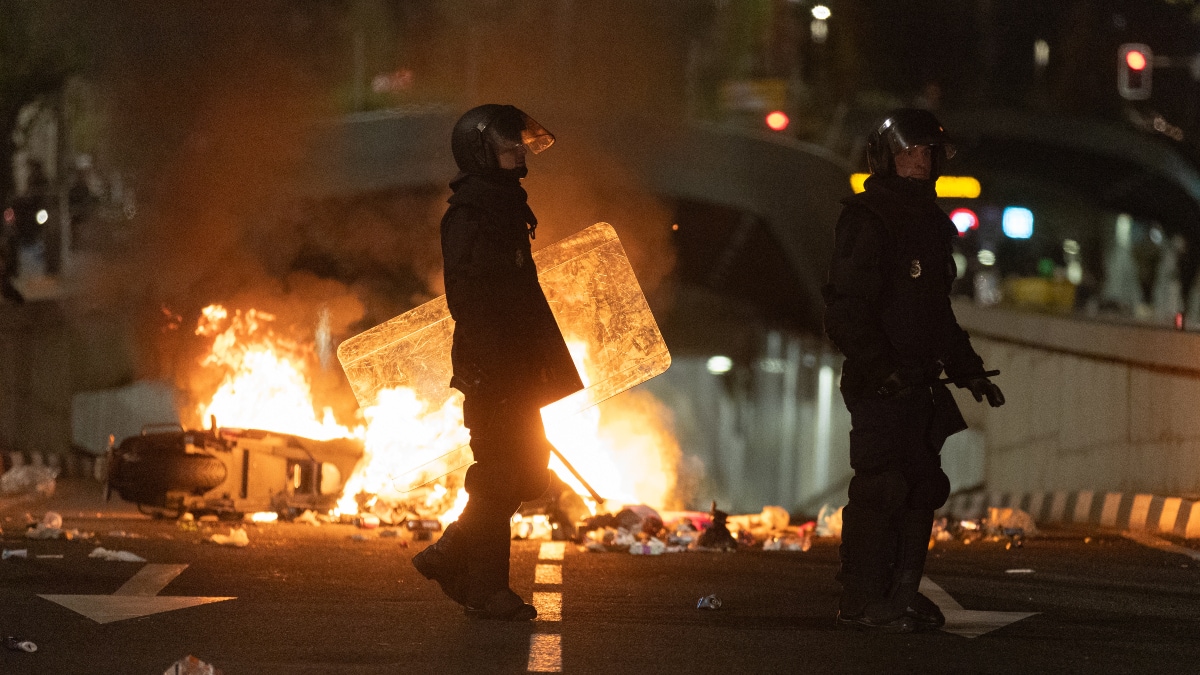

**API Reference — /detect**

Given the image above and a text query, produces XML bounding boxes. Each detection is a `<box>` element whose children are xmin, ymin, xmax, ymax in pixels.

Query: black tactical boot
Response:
<box><xmin>901</xmin><ymin>590</ymin><xmax>945</xmax><ymax>631</ymax></box>
<box><xmin>836</xmin><ymin>602</ymin><xmax>916</xmax><ymax>633</ymax></box>
<box><xmin>836</xmin><ymin>570</ymin><xmax>915</xmax><ymax>634</ymax></box>
<box><xmin>890</xmin><ymin>508</ymin><xmax>942</xmax><ymax>631</ymax></box>
<box><xmin>412</xmin><ymin>522</ymin><xmax>469</xmax><ymax>606</ymax></box>
<box><xmin>464</xmin><ymin>587</ymin><xmax>537</xmax><ymax>621</ymax></box>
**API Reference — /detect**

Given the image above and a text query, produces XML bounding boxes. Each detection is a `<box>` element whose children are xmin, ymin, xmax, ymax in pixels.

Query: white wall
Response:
<box><xmin>953</xmin><ymin>300</ymin><xmax>1200</xmax><ymax>498</ymax></box>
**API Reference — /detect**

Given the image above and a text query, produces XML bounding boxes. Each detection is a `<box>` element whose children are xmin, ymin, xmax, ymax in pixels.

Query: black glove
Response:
<box><xmin>966</xmin><ymin>377</ymin><xmax>1005</xmax><ymax>407</ymax></box>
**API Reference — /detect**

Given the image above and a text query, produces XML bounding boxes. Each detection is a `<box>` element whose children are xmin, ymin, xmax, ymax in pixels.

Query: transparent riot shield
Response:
<box><xmin>337</xmin><ymin>222</ymin><xmax>671</xmax><ymax>493</ymax></box>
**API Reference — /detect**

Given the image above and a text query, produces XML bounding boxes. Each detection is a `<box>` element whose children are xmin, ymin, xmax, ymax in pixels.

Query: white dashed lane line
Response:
<box><xmin>527</xmin><ymin>634</ymin><xmax>562</xmax><ymax>672</ymax></box>
<box><xmin>529</xmin><ymin>541</ymin><xmax>565</xmax><ymax>671</ymax></box>
<box><xmin>535</xmin><ymin>564</ymin><xmax>563</xmax><ymax>584</ymax></box>
<box><xmin>532</xmin><ymin>591</ymin><xmax>562</xmax><ymax>621</ymax></box>
<box><xmin>539</xmin><ymin>541</ymin><xmax>565</xmax><ymax>561</ymax></box>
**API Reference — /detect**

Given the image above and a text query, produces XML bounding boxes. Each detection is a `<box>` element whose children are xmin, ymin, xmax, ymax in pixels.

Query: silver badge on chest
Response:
<box><xmin>910</xmin><ymin>259</ymin><xmax>922</xmax><ymax>278</ymax></box>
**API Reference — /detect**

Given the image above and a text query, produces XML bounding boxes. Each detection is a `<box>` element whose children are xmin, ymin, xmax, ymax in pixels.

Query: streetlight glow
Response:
<box><xmin>812</xmin><ymin>5</ymin><xmax>831</xmax><ymax>20</ymax></box>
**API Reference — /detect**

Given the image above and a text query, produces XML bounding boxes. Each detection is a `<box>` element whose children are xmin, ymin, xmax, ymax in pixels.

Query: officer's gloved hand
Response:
<box><xmin>966</xmin><ymin>377</ymin><xmax>1005</xmax><ymax>407</ymax></box>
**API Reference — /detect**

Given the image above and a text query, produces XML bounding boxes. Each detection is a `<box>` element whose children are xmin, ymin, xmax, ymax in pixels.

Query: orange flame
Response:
<box><xmin>191</xmin><ymin>306</ymin><xmax>683</xmax><ymax>521</ymax></box>
<box><xmin>194</xmin><ymin>304</ymin><xmax>357</xmax><ymax>441</ymax></box>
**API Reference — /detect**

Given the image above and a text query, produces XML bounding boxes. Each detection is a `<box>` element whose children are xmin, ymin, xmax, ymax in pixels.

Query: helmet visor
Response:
<box><xmin>518</xmin><ymin>113</ymin><xmax>555</xmax><ymax>154</ymax></box>
<box><xmin>486</xmin><ymin>107</ymin><xmax>555</xmax><ymax>155</ymax></box>
<box><xmin>884</xmin><ymin>120</ymin><xmax>956</xmax><ymax>159</ymax></box>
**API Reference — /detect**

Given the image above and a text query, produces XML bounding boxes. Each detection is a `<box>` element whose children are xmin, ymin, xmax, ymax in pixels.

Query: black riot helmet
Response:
<box><xmin>450</xmin><ymin>104</ymin><xmax>555</xmax><ymax>176</ymax></box>
<box><xmin>866</xmin><ymin>108</ymin><xmax>956</xmax><ymax>179</ymax></box>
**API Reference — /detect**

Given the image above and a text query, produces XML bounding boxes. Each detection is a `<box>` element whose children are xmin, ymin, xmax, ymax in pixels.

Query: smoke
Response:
<box><xmin>72</xmin><ymin>2</ymin><xmax>690</xmax><ymax>420</ymax></box>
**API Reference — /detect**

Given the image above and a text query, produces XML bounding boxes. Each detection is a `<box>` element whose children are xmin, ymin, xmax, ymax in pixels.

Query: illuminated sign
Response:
<box><xmin>849</xmin><ymin>173</ymin><xmax>981</xmax><ymax>198</ymax></box>
<box><xmin>1002</xmin><ymin>207</ymin><xmax>1034</xmax><ymax>239</ymax></box>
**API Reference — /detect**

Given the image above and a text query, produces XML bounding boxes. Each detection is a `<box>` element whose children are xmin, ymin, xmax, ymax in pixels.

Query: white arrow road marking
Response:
<box><xmin>920</xmin><ymin>577</ymin><xmax>1038</xmax><ymax>638</ymax></box>
<box><xmin>39</xmin><ymin>564</ymin><xmax>234</xmax><ymax>624</ymax></box>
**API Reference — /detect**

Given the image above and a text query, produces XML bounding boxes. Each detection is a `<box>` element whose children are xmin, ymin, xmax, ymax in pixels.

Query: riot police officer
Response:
<box><xmin>822</xmin><ymin>109</ymin><xmax>1005</xmax><ymax>632</ymax></box>
<box><xmin>412</xmin><ymin>104</ymin><xmax>583</xmax><ymax>621</ymax></box>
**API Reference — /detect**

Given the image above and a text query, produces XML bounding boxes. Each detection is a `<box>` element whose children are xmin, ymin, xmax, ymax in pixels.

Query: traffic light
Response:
<box><xmin>765</xmin><ymin>110</ymin><xmax>789</xmax><ymax>131</ymax></box>
<box><xmin>1118</xmin><ymin>43</ymin><xmax>1153</xmax><ymax>100</ymax></box>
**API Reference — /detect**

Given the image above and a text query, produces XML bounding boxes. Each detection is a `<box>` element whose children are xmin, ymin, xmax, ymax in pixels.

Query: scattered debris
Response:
<box><xmin>25</xmin><ymin>522</ymin><xmax>63</xmax><ymax>540</ymax></box>
<box><xmin>106</xmin><ymin>531</ymin><xmax>145</xmax><ymax>539</ymax></box>
<box><xmin>0</xmin><ymin>465</ymin><xmax>59</xmax><ymax>497</ymax></box>
<box><xmin>2</xmin><ymin>549</ymin><xmax>28</xmax><ymax>560</ymax></box>
<box><xmin>763</xmin><ymin>529</ymin><xmax>813</xmax><ymax>552</ymax></box>
<box><xmin>577</xmin><ymin>501</ymin><xmax>819</xmax><ymax>555</ymax></box>
<box><xmin>404</xmin><ymin>519</ymin><xmax>441</xmax><ymax>542</ymax></box>
<box><xmin>696</xmin><ymin>594</ymin><xmax>722</xmax><ymax>610</ymax></box>
<box><xmin>5</xmin><ymin>636</ymin><xmax>37</xmax><ymax>653</ymax></box>
<box><xmin>209</xmin><ymin>528</ymin><xmax>249</xmax><ymax>548</ymax></box>
<box><xmin>248</xmin><ymin>512</ymin><xmax>279</xmax><ymax>524</ymax></box>
<box><xmin>41</xmin><ymin>511</ymin><xmax>62</xmax><ymax>529</ymax></box>
<box><xmin>379</xmin><ymin>528</ymin><xmax>400</xmax><ymax>538</ymax></box>
<box><xmin>696</xmin><ymin>502</ymin><xmax>737</xmax><ymax>551</ymax></box>
<box><xmin>728</xmin><ymin>505</ymin><xmax>791</xmax><ymax>537</ymax></box>
<box><xmin>293</xmin><ymin>510</ymin><xmax>320</xmax><ymax>526</ymax></box>
<box><xmin>350</xmin><ymin>533</ymin><xmax>370</xmax><ymax>542</ymax></box>
<box><xmin>815</xmin><ymin>504</ymin><xmax>844</xmax><ymax>538</ymax></box>
<box><xmin>986</xmin><ymin>507</ymin><xmax>1038</xmax><ymax>537</ymax></box>
<box><xmin>1005</xmin><ymin>569</ymin><xmax>1035</xmax><ymax>574</ymax></box>
<box><xmin>164</xmin><ymin>654</ymin><xmax>223</xmax><ymax>675</ymax></box>
<box><xmin>89</xmin><ymin>547</ymin><xmax>146</xmax><ymax>562</ymax></box>
<box><xmin>353</xmin><ymin>514</ymin><xmax>380</xmax><ymax>529</ymax></box>
<box><xmin>928</xmin><ymin>509</ymin><xmax>1036</xmax><ymax>550</ymax></box>
<box><xmin>629</xmin><ymin>538</ymin><xmax>667</xmax><ymax>555</ymax></box>
<box><xmin>35</xmin><ymin>554</ymin><xmax>63</xmax><ymax>559</ymax></box>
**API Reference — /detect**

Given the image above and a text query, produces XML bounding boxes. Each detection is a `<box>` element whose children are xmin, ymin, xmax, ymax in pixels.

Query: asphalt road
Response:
<box><xmin>2</xmin><ymin>480</ymin><xmax>1199</xmax><ymax>674</ymax></box>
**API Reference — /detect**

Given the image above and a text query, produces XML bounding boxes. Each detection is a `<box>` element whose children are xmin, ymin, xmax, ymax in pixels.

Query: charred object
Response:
<box><xmin>104</xmin><ymin>421</ymin><xmax>362</xmax><ymax>519</ymax></box>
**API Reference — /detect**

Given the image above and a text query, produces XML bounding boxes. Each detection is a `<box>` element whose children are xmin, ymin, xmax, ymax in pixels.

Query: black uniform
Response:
<box><xmin>823</xmin><ymin>173</ymin><xmax>985</xmax><ymax>626</ymax></box>
<box><xmin>413</xmin><ymin>104</ymin><xmax>582</xmax><ymax>621</ymax></box>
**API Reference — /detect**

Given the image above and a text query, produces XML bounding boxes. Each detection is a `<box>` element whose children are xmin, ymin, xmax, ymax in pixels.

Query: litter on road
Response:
<box><xmin>209</xmin><ymin>528</ymin><xmax>249</xmax><ymax>547</ymax></box>
<box><xmin>5</xmin><ymin>636</ymin><xmax>37</xmax><ymax>653</ymax></box>
<box><xmin>164</xmin><ymin>654</ymin><xmax>223</xmax><ymax>675</ymax></box>
<box><xmin>0</xmin><ymin>465</ymin><xmax>58</xmax><ymax>497</ymax></box>
<box><xmin>696</xmin><ymin>594</ymin><xmax>722</xmax><ymax>610</ymax></box>
<box><xmin>89</xmin><ymin>547</ymin><xmax>146</xmax><ymax>562</ymax></box>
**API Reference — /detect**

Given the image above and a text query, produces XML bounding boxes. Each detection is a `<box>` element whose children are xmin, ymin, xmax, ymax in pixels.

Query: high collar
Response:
<box><xmin>448</xmin><ymin>172</ymin><xmax>539</xmax><ymax>236</ymax></box>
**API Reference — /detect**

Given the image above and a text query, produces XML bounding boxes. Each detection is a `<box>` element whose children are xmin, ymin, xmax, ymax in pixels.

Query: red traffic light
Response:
<box><xmin>765</xmin><ymin>111</ymin><xmax>789</xmax><ymax>131</ymax></box>
<box><xmin>949</xmin><ymin>208</ymin><xmax>979</xmax><ymax>235</ymax></box>
<box><xmin>1118</xmin><ymin>43</ymin><xmax>1153</xmax><ymax>100</ymax></box>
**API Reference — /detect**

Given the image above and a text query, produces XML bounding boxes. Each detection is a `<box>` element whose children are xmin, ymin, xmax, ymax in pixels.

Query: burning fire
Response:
<box><xmin>194</xmin><ymin>305</ymin><xmax>358</xmax><ymax>441</ymax></box>
<box><xmin>190</xmin><ymin>305</ymin><xmax>683</xmax><ymax>523</ymax></box>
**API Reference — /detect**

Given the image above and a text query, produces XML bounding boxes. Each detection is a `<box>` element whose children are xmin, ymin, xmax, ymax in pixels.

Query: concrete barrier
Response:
<box><xmin>952</xmin><ymin>300</ymin><xmax>1200</xmax><ymax>501</ymax></box>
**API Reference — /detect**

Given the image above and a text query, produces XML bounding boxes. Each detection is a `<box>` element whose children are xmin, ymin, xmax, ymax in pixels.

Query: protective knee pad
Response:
<box><xmin>906</xmin><ymin>468</ymin><xmax>951</xmax><ymax>510</ymax></box>
<box><xmin>848</xmin><ymin>470</ymin><xmax>909</xmax><ymax>513</ymax></box>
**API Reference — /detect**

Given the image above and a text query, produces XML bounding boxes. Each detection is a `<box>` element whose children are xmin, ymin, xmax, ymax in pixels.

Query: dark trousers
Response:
<box><xmin>838</xmin><ymin>387</ymin><xmax>954</xmax><ymax>614</ymax></box>
<box><xmin>454</xmin><ymin>393</ymin><xmax>553</xmax><ymax>601</ymax></box>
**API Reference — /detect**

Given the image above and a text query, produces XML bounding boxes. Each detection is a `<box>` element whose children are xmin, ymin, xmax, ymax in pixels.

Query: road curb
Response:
<box><xmin>940</xmin><ymin>489</ymin><xmax>1200</xmax><ymax>539</ymax></box>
